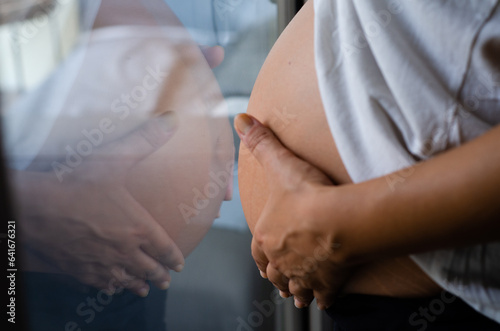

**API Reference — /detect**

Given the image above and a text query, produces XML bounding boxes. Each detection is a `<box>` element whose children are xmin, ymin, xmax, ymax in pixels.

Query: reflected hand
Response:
<box><xmin>200</xmin><ymin>45</ymin><xmax>225</xmax><ymax>69</ymax></box>
<box><xmin>17</xmin><ymin>112</ymin><xmax>184</xmax><ymax>297</ymax></box>
<box><xmin>235</xmin><ymin>113</ymin><xmax>354</xmax><ymax>310</ymax></box>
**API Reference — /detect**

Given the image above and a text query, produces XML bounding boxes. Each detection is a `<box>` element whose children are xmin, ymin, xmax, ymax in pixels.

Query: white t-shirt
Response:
<box><xmin>314</xmin><ymin>0</ymin><xmax>500</xmax><ymax>322</ymax></box>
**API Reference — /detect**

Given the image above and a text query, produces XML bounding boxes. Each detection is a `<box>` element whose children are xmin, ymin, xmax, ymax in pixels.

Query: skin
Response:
<box><xmin>237</xmin><ymin>111</ymin><xmax>500</xmax><ymax>310</ymax></box>
<box><xmin>94</xmin><ymin>0</ymin><xmax>182</xmax><ymax>28</ymax></box>
<box><xmin>237</xmin><ymin>0</ymin><xmax>500</xmax><ymax>310</ymax></box>
<box><xmin>11</xmin><ymin>0</ymin><xmax>233</xmax><ymax>296</ymax></box>
<box><xmin>13</xmin><ymin>115</ymin><xmax>183</xmax><ymax>297</ymax></box>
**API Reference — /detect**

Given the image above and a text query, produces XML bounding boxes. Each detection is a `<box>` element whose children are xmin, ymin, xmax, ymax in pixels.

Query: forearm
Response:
<box><xmin>93</xmin><ymin>0</ymin><xmax>180</xmax><ymax>29</ymax></box>
<box><xmin>328</xmin><ymin>125</ymin><xmax>500</xmax><ymax>264</ymax></box>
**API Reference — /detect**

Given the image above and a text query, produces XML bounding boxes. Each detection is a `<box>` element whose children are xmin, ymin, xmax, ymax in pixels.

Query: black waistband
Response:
<box><xmin>326</xmin><ymin>292</ymin><xmax>500</xmax><ymax>331</ymax></box>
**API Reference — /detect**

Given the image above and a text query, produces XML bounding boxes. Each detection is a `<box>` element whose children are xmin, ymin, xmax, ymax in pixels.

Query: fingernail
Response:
<box><xmin>160</xmin><ymin>281</ymin><xmax>170</xmax><ymax>290</ymax></box>
<box><xmin>260</xmin><ymin>270</ymin><xmax>268</xmax><ymax>279</ymax></box>
<box><xmin>157</xmin><ymin>111</ymin><xmax>179</xmax><ymax>133</ymax></box>
<box><xmin>294</xmin><ymin>298</ymin><xmax>307</xmax><ymax>309</ymax></box>
<box><xmin>174</xmin><ymin>264</ymin><xmax>184</xmax><ymax>272</ymax></box>
<box><xmin>279</xmin><ymin>291</ymin><xmax>290</xmax><ymax>298</ymax></box>
<box><xmin>138</xmin><ymin>287</ymin><xmax>150</xmax><ymax>297</ymax></box>
<box><xmin>317</xmin><ymin>304</ymin><xmax>327</xmax><ymax>311</ymax></box>
<box><xmin>234</xmin><ymin>114</ymin><xmax>254</xmax><ymax>135</ymax></box>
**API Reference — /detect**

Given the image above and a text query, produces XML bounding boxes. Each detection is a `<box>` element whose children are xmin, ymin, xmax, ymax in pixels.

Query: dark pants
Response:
<box><xmin>327</xmin><ymin>292</ymin><xmax>500</xmax><ymax>331</ymax></box>
<box><xmin>22</xmin><ymin>272</ymin><xmax>167</xmax><ymax>331</ymax></box>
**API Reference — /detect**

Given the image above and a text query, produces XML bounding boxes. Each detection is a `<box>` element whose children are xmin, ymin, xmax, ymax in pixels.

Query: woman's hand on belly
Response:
<box><xmin>236</xmin><ymin>114</ymin><xmax>358</xmax><ymax>310</ymax></box>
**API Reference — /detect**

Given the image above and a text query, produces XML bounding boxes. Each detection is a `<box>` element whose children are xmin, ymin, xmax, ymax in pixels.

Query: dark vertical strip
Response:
<box><xmin>295</xmin><ymin>0</ymin><xmax>306</xmax><ymax>12</ymax></box>
<box><xmin>0</xmin><ymin>113</ymin><xmax>28</xmax><ymax>330</ymax></box>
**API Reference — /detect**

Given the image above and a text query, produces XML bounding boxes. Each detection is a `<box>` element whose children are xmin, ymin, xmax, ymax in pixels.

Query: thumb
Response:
<box><xmin>200</xmin><ymin>45</ymin><xmax>225</xmax><ymax>69</ymax></box>
<box><xmin>97</xmin><ymin>111</ymin><xmax>178</xmax><ymax>165</ymax></box>
<box><xmin>251</xmin><ymin>237</ymin><xmax>270</xmax><ymax>279</ymax></box>
<box><xmin>235</xmin><ymin>113</ymin><xmax>295</xmax><ymax>173</ymax></box>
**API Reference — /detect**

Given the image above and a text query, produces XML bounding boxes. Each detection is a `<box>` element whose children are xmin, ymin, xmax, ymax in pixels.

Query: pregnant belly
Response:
<box><xmin>127</xmin><ymin>115</ymin><xmax>234</xmax><ymax>257</ymax></box>
<box><xmin>238</xmin><ymin>0</ymin><xmax>441</xmax><ymax>297</ymax></box>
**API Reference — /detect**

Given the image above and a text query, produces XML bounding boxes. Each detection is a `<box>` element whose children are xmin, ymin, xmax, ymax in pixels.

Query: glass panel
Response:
<box><xmin>0</xmin><ymin>0</ymin><xmax>279</xmax><ymax>330</ymax></box>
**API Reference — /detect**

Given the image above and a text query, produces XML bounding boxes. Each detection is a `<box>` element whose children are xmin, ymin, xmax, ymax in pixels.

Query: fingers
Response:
<box><xmin>289</xmin><ymin>279</ymin><xmax>314</xmax><ymax>309</ymax></box>
<box><xmin>103</xmin><ymin>252</ymin><xmax>173</xmax><ymax>297</ymax></box>
<box><xmin>267</xmin><ymin>265</ymin><xmax>290</xmax><ymax>297</ymax></box>
<box><xmin>88</xmin><ymin>266</ymin><xmax>150</xmax><ymax>297</ymax></box>
<box><xmin>313</xmin><ymin>287</ymin><xmax>336</xmax><ymax>311</ymax></box>
<box><xmin>97</xmin><ymin>111</ymin><xmax>178</xmax><ymax>164</ymax></box>
<box><xmin>116</xmin><ymin>189</ymin><xmax>186</xmax><ymax>272</ymax></box>
<box><xmin>115</xmin><ymin>277</ymin><xmax>150</xmax><ymax>298</ymax></box>
<box><xmin>235</xmin><ymin>114</ymin><xmax>296</xmax><ymax>174</ymax></box>
<box><xmin>251</xmin><ymin>237</ymin><xmax>269</xmax><ymax>277</ymax></box>
<box><xmin>142</xmin><ymin>220</ymin><xmax>185</xmax><ymax>273</ymax></box>
<box><xmin>140</xmin><ymin>224</ymin><xmax>185</xmax><ymax>272</ymax></box>
<box><xmin>126</xmin><ymin>252</ymin><xmax>172</xmax><ymax>291</ymax></box>
<box><xmin>200</xmin><ymin>45</ymin><xmax>225</xmax><ymax>69</ymax></box>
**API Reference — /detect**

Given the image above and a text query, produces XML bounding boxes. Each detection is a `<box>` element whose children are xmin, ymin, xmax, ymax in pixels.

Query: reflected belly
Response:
<box><xmin>27</xmin><ymin>26</ymin><xmax>235</xmax><ymax>259</ymax></box>
<box><xmin>127</xmin><ymin>116</ymin><xmax>234</xmax><ymax>257</ymax></box>
<box><xmin>238</xmin><ymin>0</ymin><xmax>441</xmax><ymax>297</ymax></box>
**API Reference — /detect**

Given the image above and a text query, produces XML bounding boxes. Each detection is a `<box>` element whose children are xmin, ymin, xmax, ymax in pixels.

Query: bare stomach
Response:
<box><xmin>238</xmin><ymin>0</ymin><xmax>441</xmax><ymax>297</ymax></box>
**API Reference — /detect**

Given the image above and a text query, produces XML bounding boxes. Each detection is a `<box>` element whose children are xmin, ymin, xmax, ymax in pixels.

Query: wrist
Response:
<box><xmin>310</xmin><ymin>184</ymin><xmax>368</xmax><ymax>267</ymax></box>
<box><xmin>313</xmin><ymin>178</ymin><xmax>399</xmax><ymax>268</ymax></box>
